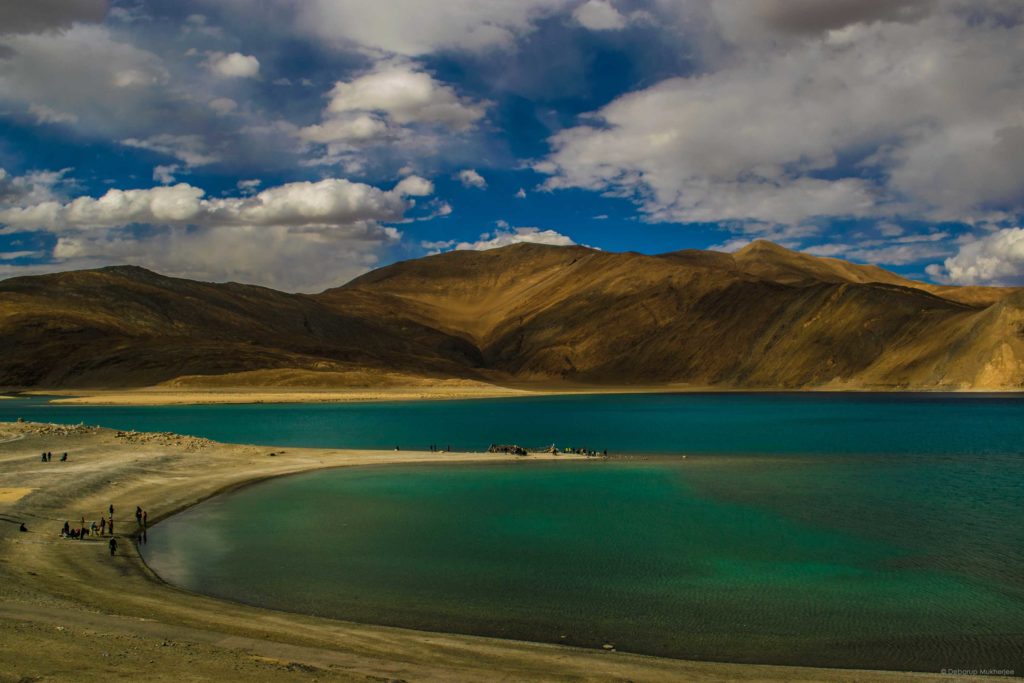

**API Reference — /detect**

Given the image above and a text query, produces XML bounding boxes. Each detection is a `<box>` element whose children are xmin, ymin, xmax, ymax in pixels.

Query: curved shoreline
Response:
<box><xmin>0</xmin><ymin>421</ymin><xmax>1000</xmax><ymax>682</ymax></box>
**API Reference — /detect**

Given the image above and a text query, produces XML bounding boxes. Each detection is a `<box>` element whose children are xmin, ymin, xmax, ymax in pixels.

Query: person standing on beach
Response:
<box><xmin>100</xmin><ymin>516</ymin><xmax>106</xmax><ymax>535</ymax></box>
<box><xmin>142</xmin><ymin>510</ymin><xmax>147</xmax><ymax>528</ymax></box>
<box><xmin>109</xmin><ymin>538</ymin><xmax>117</xmax><ymax>556</ymax></box>
<box><xmin>135</xmin><ymin>506</ymin><xmax>143</xmax><ymax>527</ymax></box>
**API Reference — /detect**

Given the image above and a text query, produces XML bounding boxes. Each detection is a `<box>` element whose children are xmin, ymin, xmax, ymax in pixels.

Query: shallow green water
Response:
<box><xmin>143</xmin><ymin>456</ymin><xmax>1024</xmax><ymax>672</ymax></box>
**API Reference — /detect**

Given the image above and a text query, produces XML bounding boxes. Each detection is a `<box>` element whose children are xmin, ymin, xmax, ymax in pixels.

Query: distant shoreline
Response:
<box><xmin>9</xmin><ymin>382</ymin><xmax>1024</xmax><ymax>406</ymax></box>
<box><xmin>0</xmin><ymin>421</ymin><xmax>979</xmax><ymax>682</ymax></box>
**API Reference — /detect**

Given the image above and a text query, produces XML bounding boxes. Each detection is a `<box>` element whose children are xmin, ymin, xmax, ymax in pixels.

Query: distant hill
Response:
<box><xmin>2</xmin><ymin>241</ymin><xmax>1022</xmax><ymax>390</ymax></box>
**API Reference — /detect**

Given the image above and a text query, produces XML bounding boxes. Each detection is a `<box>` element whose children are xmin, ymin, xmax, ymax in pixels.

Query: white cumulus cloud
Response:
<box><xmin>458</xmin><ymin>169</ymin><xmax>487</xmax><ymax>189</ymax></box>
<box><xmin>0</xmin><ymin>175</ymin><xmax>434</xmax><ymax>291</ymax></box>
<box><xmin>296</xmin><ymin>62</ymin><xmax>489</xmax><ymax>171</ymax></box>
<box><xmin>298</xmin><ymin>115</ymin><xmax>388</xmax><ymax>145</ymax></box>
<box><xmin>928</xmin><ymin>228</ymin><xmax>1024</xmax><ymax>285</ymax></box>
<box><xmin>425</xmin><ymin>221</ymin><xmax>576</xmax><ymax>252</ymax></box>
<box><xmin>204</xmin><ymin>51</ymin><xmax>260</xmax><ymax>79</ymax></box>
<box><xmin>0</xmin><ymin>176</ymin><xmax>433</xmax><ymax>232</ymax></box>
<box><xmin>573</xmin><ymin>0</ymin><xmax>627</xmax><ymax>30</ymax></box>
<box><xmin>541</xmin><ymin>3</ymin><xmax>1024</xmax><ymax>227</ymax></box>
<box><xmin>324</xmin><ymin>62</ymin><xmax>486</xmax><ymax>129</ymax></box>
<box><xmin>290</xmin><ymin>0</ymin><xmax>572</xmax><ymax>55</ymax></box>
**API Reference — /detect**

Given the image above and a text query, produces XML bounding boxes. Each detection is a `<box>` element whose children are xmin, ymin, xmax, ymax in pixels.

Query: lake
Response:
<box><xmin>4</xmin><ymin>392</ymin><xmax>1024</xmax><ymax>671</ymax></box>
<box><xmin>5</xmin><ymin>391</ymin><xmax>1024</xmax><ymax>456</ymax></box>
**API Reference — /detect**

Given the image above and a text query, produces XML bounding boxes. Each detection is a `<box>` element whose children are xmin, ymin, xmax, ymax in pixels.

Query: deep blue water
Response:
<box><xmin>2</xmin><ymin>392</ymin><xmax>1024</xmax><ymax>456</ymax></box>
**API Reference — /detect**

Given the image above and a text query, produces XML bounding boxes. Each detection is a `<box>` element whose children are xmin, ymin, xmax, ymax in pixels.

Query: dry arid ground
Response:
<box><xmin>0</xmin><ymin>421</ymin><xmax>1004</xmax><ymax>682</ymax></box>
<box><xmin>3</xmin><ymin>242</ymin><xmax>1023</xmax><ymax>393</ymax></box>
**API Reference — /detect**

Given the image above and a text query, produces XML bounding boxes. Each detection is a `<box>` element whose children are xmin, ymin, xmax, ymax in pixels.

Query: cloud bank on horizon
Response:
<box><xmin>0</xmin><ymin>0</ymin><xmax>1022</xmax><ymax>290</ymax></box>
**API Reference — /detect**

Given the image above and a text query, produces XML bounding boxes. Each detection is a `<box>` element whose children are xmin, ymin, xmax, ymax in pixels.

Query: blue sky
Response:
<box><xmin>0</xmin><ymin>0</ymin><xmax>1022</xmax><ymax>291</ymax></box>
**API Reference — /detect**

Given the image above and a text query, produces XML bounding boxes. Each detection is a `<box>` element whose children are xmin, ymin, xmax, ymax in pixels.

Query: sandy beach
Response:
<box><xmin>20</xmin><ymin>380</ymin><xmax>721</xmax><ymax>406</ymax></box>
<box><xmin>0</xmin><ymin>421</ymin><xmax>999</xmax><ymax>682</ymax></box>
<box><xmin>33</xmin><ymin>385</ymin><xmax>534</xmax><ymax>406</ymax></box>
<box><xmin>18</xmin><ymin>382</ymin><xmax>1018</xmax><ymax>408</ymax></box>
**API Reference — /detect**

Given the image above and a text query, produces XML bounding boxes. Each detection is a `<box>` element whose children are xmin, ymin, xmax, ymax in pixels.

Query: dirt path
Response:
<box><xmin>0</xmin><ymin>422</ymin><xmax>994</xmax><ymax>682</ymax></box>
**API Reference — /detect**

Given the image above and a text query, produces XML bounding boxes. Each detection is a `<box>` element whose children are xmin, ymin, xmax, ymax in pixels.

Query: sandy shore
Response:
<box><xmin>29</xmin><ymin>384</ymin><xmax>535</xmax><ymax>406</ymax></box>
<box><xmin>0</xmin><ymin>421</ymin><xmax>997</xmax><ymax>682</ymax></box>
<box><xmin>20</xmin><ymin>382</ymin><xmax>1024</xmax><ymax>407</ymax></box>
<box><xmin>26</xmin><ymin>383</ymin><xmax>713</xmax><ymax>406</ymax></box>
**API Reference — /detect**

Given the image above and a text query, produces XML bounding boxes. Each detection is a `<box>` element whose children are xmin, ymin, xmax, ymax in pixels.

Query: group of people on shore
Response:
<box><xmin>561</xmin><ymin>446</ymin><xmax>606</xmax><ymax>456</ymax></box>
<box><xmin>59</xmin><ymin>503</ymin><xmax>150</xmax><ymax>555</ymax></box>
<box><xmin>38</xmin><ymin>451</ymin><xmax>67</xmax><ymax>462</ymax></box>
<box><xmin>487</xmin><ymin>444</ymin><xmax>609</xmax><ymax>456</ymax></box>
<box><xmin>427</xmin><ymin>444</ymin><xmax>451</xmax><ymax>452</ymax></box>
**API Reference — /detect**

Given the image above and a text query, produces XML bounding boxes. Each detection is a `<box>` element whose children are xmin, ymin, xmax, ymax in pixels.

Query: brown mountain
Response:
<box><xmin>1</xmin><ymin>241</ymin><xmax>1022</xmax><ymax>390</ymax></box>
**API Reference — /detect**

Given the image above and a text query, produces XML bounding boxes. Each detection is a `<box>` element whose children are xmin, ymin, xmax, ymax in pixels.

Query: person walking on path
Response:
<box><xmin>109</xmin><ymin>537</ymin><xmax>117</xmax><ymax>556</ymax></box>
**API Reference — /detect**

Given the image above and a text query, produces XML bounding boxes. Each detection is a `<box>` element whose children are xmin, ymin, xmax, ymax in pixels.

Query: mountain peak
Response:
<box><xmin>734</xmin><ymin>239</ymin><xmax>793</xmax><ymax>256</ymax></box>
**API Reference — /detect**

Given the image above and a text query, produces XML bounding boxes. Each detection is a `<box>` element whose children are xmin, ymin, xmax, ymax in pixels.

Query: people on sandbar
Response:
<box><xmin>555</xmin><ymin>446</ymin><xmax>607</xmax><ymax>456</ymax></box>
<box><xmin>109</xmin><ymin>538</ymin><xmax>117</xmax><ymax>556</ymax></box>
<box><xmin>100</xmin><ymin>516</ymin><xmax>106</xmax><ymax>535</ymax></box>
<box><xmin>60</xmin><ymin>452</ymin><xmax>67</xmax><ymax>461</ymax></box>
<box><xmin>19</xmin><ymin>523</ymin><xmax>27</xmax><ymax>532</ymax></box>
<box><xmin>135</xmin><ymin>506</ymin><xmax>143</xmax><ymax>527</ymax></box>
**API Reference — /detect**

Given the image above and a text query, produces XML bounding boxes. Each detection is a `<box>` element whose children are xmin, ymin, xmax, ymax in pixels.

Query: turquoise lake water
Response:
<box><xmin>4</xmin><ymin>393</ymin><xmax>1023</xmax><ymax>671</ymax></box>
<box><xmin>5</xmin><ymin>392</ymin><xmax>1024</xmax><ymax>455</ymax></box>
